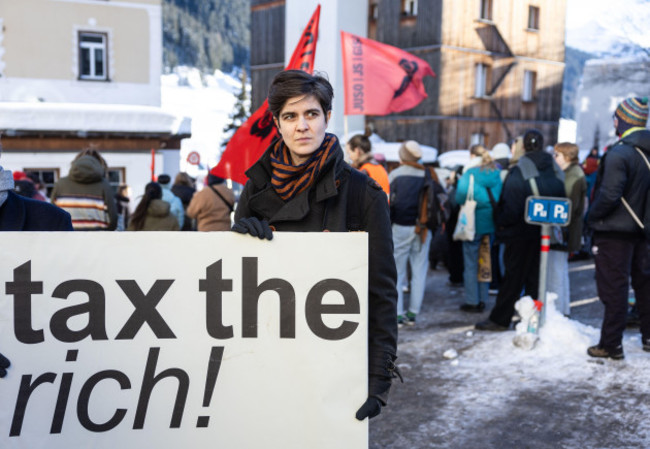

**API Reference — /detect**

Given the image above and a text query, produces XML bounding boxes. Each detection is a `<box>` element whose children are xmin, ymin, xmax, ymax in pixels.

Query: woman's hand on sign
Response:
<box><xmin>232</xmin><ymin>217</ymin><xmax>274</xmax><ymax>240</ymax></box>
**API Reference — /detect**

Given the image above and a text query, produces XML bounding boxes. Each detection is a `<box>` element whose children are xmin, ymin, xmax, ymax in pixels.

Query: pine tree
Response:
<box><xmin>221</xmin><ymin>67</ymin><xmax>250</xmax><ymax>148</ymax></box>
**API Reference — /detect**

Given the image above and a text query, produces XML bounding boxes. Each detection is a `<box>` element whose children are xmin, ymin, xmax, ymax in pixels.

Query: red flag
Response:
<box><xmin>340</xmin><ymin>31</ymin><xmax>435</xmax><ymax>116</ymax></box>
<box><xmin>212</xmin><ymin>5</ymin><xmax>321</xmax><ymax>185</ymax></box>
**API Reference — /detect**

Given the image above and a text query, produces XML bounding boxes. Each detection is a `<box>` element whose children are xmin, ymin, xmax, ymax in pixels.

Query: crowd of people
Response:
<box><xmin>1</xmin><ymin>70</ymin><xmax>648</xmax><ymax>420</ymax></box>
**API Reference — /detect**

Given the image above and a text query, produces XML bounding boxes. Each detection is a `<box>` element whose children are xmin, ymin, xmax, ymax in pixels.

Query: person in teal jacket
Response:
<box><xmin>455</xmin><ymin>144</ymin><xmax>502</xmax><ymax>312</ymax></box>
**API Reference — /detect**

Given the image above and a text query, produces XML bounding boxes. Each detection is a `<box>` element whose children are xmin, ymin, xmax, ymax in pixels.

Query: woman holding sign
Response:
<box><xmin>232</xmin><ymin>70</ymin><xmax>400</xmax><ymax>421</ymax></box>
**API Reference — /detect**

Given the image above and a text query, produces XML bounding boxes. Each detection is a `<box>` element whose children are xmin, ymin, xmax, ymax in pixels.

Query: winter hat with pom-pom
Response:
<box><xmin>615</xmin><ymin>96</ymin><xmax>648</xmax><ymax>131</ymax></box>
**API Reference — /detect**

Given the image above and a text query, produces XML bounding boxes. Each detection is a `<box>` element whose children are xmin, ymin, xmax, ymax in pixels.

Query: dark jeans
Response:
<box><xmin>489</xmin><ymin>238</ymin><xmax>540</xmax><ymax>327</ymax></box>
<box><xmin>593</xmin><ymin>235</ymin><xmax>650</xmax><ymax>349</ymax></box>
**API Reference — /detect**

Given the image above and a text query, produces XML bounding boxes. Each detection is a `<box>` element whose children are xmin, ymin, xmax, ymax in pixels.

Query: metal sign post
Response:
<box><xmin>524</xmin><ymin>196</ymin><xmax>572</xmax><ymax>330</ymax></box>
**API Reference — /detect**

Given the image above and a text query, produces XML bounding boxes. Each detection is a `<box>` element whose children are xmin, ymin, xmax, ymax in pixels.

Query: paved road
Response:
<box><xmin>369</xmin><ymin>258</ymin><xmax>650</xmax><ymax>449</ymax></box>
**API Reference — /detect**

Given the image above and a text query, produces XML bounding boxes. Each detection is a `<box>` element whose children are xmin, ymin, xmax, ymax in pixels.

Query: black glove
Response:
<box><xmin>355</xmin><ymin>353</ymin><xmax>404</xmax><ymax>420</ymax></box>
<box><xmin>355</xmin><ymin>397</ymin><xmax>382</xmax><ymax>420</ymax></box>
<box><xmin>232</xmin><ymin>217</ymin><xmax>273</xmax><ymax>240</ymax></box>
<box><xmin>0</xmin><ymin>352</ymin><xmax>10</xmax><ymax>378</ymax></box>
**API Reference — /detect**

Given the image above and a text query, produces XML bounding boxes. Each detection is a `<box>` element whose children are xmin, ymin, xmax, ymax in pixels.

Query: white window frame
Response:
<box><xmin>471</xmin><ymin>133</ymin><xmax>486</xmax><ymax>146</ymax></box>
<box><xmin>107</xmin><ymin>167</ymin><xmax>125</xmax><ymax>194</ymax></box>
<box><xmin>479</xmin><ymin>0</ymin><xmax>493</xmax><ymax>21</ymax></box>
<box><xmin>79</xmin><ymin>31</ymin><xmax>108</xmax><ymax>81</ymax></box>
<box><xmin>370</xmin><ymin>1</ymin><xmax>379</xmax><ymax>20</ymax></box>
<box><xmin>402</xmin><ymin>0</ymin><xmax>418</xmax><ymax>16</ymax></box>
<box><xmin>528</xmin><ymin>5</ymin><xmax>540</xmax><ymax>30</ymax></box>
<box><xmin>475</xmin><ymin>63</ymin><xmax>488</xmax><ymax>98</ymax></box>
<box><xmin>523</xmin><ymin>70</ymin><xmax>536</xmax><ymax>102</ymax></box>
<box><xmin>23</xmin><ymin>168</ymin><xmax>60</xmax><ymax>198</ymax></box>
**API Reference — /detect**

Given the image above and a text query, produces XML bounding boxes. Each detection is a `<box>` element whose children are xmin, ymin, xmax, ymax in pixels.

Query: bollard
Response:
<box><xmin>537</xmin><ymin>224</ymin><xmax>550</xmax><ymax>329</ymax></box>
<box><xmin>524</xmin><ymin>196</ymin><xmax>572</xmax><ymax>334</ymax></box>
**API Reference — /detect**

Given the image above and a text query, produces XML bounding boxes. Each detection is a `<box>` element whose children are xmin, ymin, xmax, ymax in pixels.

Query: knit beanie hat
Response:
<box><xmin>399</xmin><ymin>140</ymin><xmax>422</xmax><ymax>162</ymax></box>
<box><xmin>615</xmin><ymin>96</ymin><xmax>649</xmax><ymax>129</ymax></box>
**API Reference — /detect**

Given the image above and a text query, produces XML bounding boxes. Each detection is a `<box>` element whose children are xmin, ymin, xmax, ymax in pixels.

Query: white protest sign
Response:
<box><xmin>0</xmin><ymin>232</ymin><xmax>368</xmax><ymax>449</ymax></box>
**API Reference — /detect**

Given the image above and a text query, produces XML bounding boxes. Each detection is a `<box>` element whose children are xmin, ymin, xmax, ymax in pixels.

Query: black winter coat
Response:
<box><xmin>588</xmin><ymin>129</ymin><xmax>650</xmax><ymax>238</ymax></box>
<box><xmin>495</xmin><ymin>151</ymin><xmax>566</xmax><ymax>242</ymax></box>
<box><xmin>236</xmin><ymin>140</ymin><xmax>399</xmax><ymax>402</ymax></box>
<box><xmin>0</xmin><ymin>191</ymin><xmax>73</xmax><ymax>231</ymax></box>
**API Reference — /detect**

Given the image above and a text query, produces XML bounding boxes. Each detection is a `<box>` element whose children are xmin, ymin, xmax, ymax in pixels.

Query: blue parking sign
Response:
<box><xmin>525</xmin><ymin>196</ymin><xmax>571</xmax><ymax>226</ymax></box>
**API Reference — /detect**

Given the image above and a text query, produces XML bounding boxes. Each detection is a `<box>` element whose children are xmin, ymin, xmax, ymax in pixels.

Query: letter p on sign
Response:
<box><xmin>553</xmin><ymin>204</ymin><xmax>568</xmax><ymax>220</ymax></box>
<box><xmin>533</xmin><ymin>202</ymin><xmax>547</xmax><ymax>218</ymax></box>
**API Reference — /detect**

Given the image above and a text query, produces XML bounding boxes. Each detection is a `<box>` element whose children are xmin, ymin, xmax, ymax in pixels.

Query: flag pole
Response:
<box><xmin>344</xmin><ymin>115</ymin><xmax>349</xmax><ymax>144</ymax></box>
<box><xmin>150</xmin><ymin>148</ymin><xmax>155</xmax><ymax>181</ymax></box>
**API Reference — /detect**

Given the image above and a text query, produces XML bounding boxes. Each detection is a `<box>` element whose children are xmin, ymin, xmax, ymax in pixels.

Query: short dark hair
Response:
<box><xmin>267</xmin><ymin>70</ymin><xmax>334</xmax><ymax>119</ymax></box>
<box><xmin>157</xmin><ymin>174</ymin><xmax>171</xmax><ymax>185</ymax></box>
<box><xmin>207</xmin><ymin>173</ymin><xmax>225</xmax><ymax>186</ymax></box>
<box><xmin>523</xmin><ymin>129</ymin><xmax>544</xmax><ymax>153</ymax></box>
<box><xmin>348</xmin><ymin>134</ymin><xmax>371</xmax><ymax>153</ymax></box>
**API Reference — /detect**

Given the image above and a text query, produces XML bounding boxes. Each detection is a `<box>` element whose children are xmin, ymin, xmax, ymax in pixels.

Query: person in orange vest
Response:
<box><xmin>346</xmin><ymin>134</ymin><xmax>390</xmax><ymax>201</ymax></box>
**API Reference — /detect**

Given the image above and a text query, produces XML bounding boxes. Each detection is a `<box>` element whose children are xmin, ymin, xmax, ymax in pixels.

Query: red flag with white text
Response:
<box><xmin>212</xmin><ymin>5</ymin><xmax>321</xmax><ymax>185</ymax></box>
<box><xmin>340</xmin><ymin>31</ymin><xmax>435</xmax><ymax>116</ymax></box>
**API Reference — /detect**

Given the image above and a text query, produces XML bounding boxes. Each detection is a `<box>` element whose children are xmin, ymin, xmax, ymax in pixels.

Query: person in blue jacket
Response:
<box><xmin>455</xmin><ymin>144</ymin><xmax>502</xmax><ymax>312</ymax></box>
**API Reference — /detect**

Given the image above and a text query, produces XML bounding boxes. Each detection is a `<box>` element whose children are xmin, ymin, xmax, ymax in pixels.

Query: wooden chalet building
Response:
<box><xmin>250</xmin><ymin>0</ymin><xmax>566</xmax><ymax>152</ymax></box>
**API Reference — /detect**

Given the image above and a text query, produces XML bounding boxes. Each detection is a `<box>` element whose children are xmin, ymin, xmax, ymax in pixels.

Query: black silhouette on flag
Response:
<box><xmin>393</xmin><ymin>59</ymin><xmax>419</xmax><ymax>99</ymax></box>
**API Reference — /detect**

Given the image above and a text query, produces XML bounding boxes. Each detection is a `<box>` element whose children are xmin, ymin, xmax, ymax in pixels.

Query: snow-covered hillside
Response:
<box><xmin>160</xmin><ymin>67</ymin><xmax>242</xmax><ymax>179</ymax></box>
<box><xmin>566</xmin><ymin>0</ymin><xmax>650</xmax><ymax>59</ymax></box>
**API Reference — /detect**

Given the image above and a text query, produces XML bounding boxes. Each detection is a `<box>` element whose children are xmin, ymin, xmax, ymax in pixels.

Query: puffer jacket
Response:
<box><xmin>187</xmin><ymin>183</ymin><xmax>234</xmax><ymax>231</ymax></box>
<box><xmin>51</xmin><ymin>155</ymin><xmax>118</xmax><ymax>231</ymax></box>
<box><xmin>236</xmin><ymin>140</ymin><xmax>399</xmax><ymax>404</ymax></box>
<box><xmin>127</xmin><ymin>199</ymin><xmax>180</xmax><ymax>231</ymax></box>
<box><xmin>588</xmin><ymin>128</ymin><xmax>650</xmax><ymax>238</ymax></box>
<box><xmin>388</xmin><ymin>164</ymin><xmax>425</xmax><ymax>225</ymax></box>
<box><xmin>495</xmin><ymin>151</ymin><xmax>566</xmax><ymax>242</ymax></box>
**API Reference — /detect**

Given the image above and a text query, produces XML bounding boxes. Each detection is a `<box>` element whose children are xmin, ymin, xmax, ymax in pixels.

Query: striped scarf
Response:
<box><xmin>270</xmin><ymin>133</ymin><xmax>338</xmax><ymax>202</ymax></box>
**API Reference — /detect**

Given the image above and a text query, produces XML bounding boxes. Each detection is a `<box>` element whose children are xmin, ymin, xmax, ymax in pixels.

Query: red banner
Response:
<box><xmin>212</xmin><ymin>5</ymin><xmax>321</xmax><ymax>185</ymax></box>
<box><xmin>341</xmin><ymin>31</ymin><xmax>435</xmax><ymax>116</ymax></box>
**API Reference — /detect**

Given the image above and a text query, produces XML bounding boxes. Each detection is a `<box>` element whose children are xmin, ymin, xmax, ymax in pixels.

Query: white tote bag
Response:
<box><xmin>453</xmin><ymin>174</ymin><xmax>477</xmax><ymax>241</ymax></box>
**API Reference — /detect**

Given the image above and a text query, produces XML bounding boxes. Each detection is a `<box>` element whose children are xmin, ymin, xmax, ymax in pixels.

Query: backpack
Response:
<box><xmin>621</xmin><ymin>146</ymin><xmax>650</xmax><ymax>240</ymax></box>
<box><xmin>417</xmin><ymin>167</ymin><xmax>450</xmax><ymax>231</ymax></box>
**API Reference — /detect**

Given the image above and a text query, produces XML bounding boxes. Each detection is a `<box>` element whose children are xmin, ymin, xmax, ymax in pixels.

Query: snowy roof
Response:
<box><xmin>342</xmin><ymin>130</ymin><xmax>438</xmax><ymax>163</ymax></box>
<box><xmin>0</xmin><ymin>102</ymin><xmax>191</xmax><ymax>136</ymax></box>
<box><xmin>372</xmin><ymin>141</ymin><xmax>438</xmax><ymax>163</ymax></box>
<box><xmin>437</xmin><ymin>149</ymin><xmax>470</xmax><ymax>169</ymax></box>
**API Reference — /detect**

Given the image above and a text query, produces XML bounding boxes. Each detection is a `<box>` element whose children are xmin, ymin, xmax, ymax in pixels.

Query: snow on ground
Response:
<box><xmin>388</xmin><ymin>287</ymin><xmax>650</xmax><ymax>449</ymax></box>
